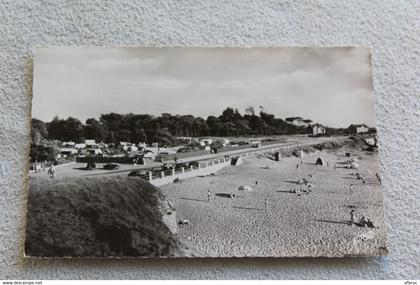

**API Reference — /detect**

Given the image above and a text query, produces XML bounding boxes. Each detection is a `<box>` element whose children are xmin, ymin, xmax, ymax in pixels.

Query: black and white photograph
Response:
<box><xmin>25</xmin><ymin>47</ymin><xmax>387</xmax><ymax>258</ymax></box>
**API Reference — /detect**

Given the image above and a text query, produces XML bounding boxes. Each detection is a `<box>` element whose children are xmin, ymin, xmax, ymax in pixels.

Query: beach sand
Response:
<box><xmin>160</xmin><ymin>149</ymin><xmax>387</xmax><ymax>257</ymax></box>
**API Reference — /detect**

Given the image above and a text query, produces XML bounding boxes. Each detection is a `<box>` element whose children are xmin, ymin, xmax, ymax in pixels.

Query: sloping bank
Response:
<box><xmin>25</xmin><ymin>176</ymin><xmax>194</xmax><ymax>257</ymax></box>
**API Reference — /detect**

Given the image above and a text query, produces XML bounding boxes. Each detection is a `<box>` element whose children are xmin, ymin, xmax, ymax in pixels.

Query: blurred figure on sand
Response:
<box><xmin>48</xmin><ymin>165</ymin><xmax>55</xmax><ymax>178</ymax></box>
<box><xmin>350</xmin><ymin>210</ymin><xmax>356</xmax><ymax>226</ymax></box>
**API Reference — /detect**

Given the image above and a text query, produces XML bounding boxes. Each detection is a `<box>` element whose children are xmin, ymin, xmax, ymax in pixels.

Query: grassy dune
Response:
<box><xmin>25</xmin><ymin>176</ymin><xmax>183</xmax><ymax>257</ymax></box>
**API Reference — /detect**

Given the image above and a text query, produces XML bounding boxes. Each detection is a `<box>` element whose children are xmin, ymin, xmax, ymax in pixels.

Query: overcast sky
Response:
<box><xmin>32</xmin><ymin>47</ymin><xmax>375</xmax><ymax>128</ymax></box>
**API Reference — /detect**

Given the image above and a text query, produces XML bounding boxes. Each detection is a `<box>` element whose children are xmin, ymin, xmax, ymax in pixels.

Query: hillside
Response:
<box><xmin>25</xmin><ymin>176</ymin><xmax>187</xmax><ymax>257</ymax></box>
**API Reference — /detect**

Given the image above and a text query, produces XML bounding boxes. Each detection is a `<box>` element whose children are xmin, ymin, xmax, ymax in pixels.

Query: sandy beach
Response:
<box><xmin>160</xmin><ymin>148</ymin><xmax>387</xmax><ymax>257</ymax></box>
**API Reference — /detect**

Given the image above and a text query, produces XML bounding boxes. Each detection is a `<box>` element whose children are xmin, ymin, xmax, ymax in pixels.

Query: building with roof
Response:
<box><xmin>308</xmin><ymin>123</ymin><xmax>326</xmax><ymax>135</ymax></box>
<box><xmin>285</xmin><ymin>117</ymin><xmax>313</xmax><ymax>127</ymax></box>
<box><xmin>348</xmin><ymin>124</ymin><xmax>370</xmax><ymax>135</ymax></box>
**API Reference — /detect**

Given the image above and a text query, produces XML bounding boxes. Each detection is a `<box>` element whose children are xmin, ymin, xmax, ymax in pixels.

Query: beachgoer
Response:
<box><xmin>48</xmin><ymin>165</ymin><xmax>55</xmax><ymax>178</ymax></box>
<box><xmin>296</xmin><ymin>164</ymin><xmax>299</xmax><ymax>169</ymax></box>
<box><xmin>350</xmin><ymin>210</ymin><xmax>356</xmax><ymax>226</ymax></box>
<box><xmin>376</xmin><ymin>172</ymin><xmax>381</xmax><ymax>184</ymax></box>
<box><xmin>359</xmin><ymin>216</ymin><xmax>368</xmax><ymax>227</ymax></box>
<box><xmin>349</xmin><ymin>184</ymin><xmax>354</xmax><ymax>194</ymax></box>
<box><xmin>255</xmin><ymin>180</ymin><xmax>258</xmax><ymax>186</ymax></box>
<box><xmin>307</xmin><ymin>183</ymin><xmax>313</xmax><ymax>191</ymax></box>
<box><xmin>207</xmin><ymin>189</ymin><xmax>212</xmax><ymax>202</ymax></box>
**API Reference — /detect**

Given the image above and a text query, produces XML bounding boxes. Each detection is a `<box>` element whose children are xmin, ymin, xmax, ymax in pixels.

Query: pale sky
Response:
<box><xmin>32</xmin><ymin>47</ymin><xmax>376</xmax><ymax>128</ymax></box>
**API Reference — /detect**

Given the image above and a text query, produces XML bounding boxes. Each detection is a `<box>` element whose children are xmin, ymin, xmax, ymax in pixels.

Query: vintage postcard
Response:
<box><xmin>25</xmin><ymin>47</ymin><xmax>387</xmax><ymax>257</ymax></box>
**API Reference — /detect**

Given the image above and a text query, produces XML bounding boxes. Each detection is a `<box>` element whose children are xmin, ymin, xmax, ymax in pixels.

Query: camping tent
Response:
<box><xmin>231</xmin><ymin>156</ymin><xmax>243</xmax><ymax>166</ymax></box>
<box><xmin>238</xmin><ymin>185</ymin><xmax>252</xmax><ymax>191</ymax></box>
<box><xmin>315</xmin><ymin>157</ymin><xmax>325</xmax><ymax>165</ymax></box>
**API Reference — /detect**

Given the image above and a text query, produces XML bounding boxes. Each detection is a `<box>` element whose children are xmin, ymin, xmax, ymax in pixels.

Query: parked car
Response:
<box><xmin>128</xmin><ymin>170</ymin><xmax>148</xmax><ymax>177</ymax></box>
<box><xmin>85</xmin><ymin>162</ymin><xmax>96</xmax><ymax>170</ymax></box>
<box><xmin>250</xmin><ymin>140</ymin><xmax>262</xmax><ymax>148</ymax></box>
<box><xmin>103</xmin><ymin>163</ymin><xmax>120</xmax><ymax>170</ymax></box>
<box><xmin>175</xmin><ymin>163</ymin><xmax>189</xmax><ymax>171</ymax></box>
<box><xmin>188</xmin><ymin>161</ymin><xmax>199</xmax><ymax>168</ymax></box>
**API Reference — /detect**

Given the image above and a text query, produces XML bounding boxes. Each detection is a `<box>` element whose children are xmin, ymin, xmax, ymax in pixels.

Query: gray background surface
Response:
<box><xmin>0</xmin><ymin>0</ymin><xmax>419</xmax><ymax>280</ymax></box>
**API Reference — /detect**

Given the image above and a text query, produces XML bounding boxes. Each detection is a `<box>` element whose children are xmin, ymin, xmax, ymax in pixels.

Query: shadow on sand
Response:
<box><xmin>179</xmin><ymin>197</ymin><xmax>207</xmax><ymax>202</ymax></box>
<box><xmin>314</xmin><ymin>219</ymin><xmax>350</xmax><ymax>226</ymax></box>
<box><xmin>277</xmin><ymin>190</ymin><xmax>296</xmax><ymax>194</ymax></box>
<box><xmin>260</xmin><ymin>166</ymin><xmax>273</xmax><ymax>170</ymax></box>
<box><xmin>73</xmin><ymin>167</ymin><xmax>93</xmax><ymax>171</ymax></box>
<box><xmin>341</xmin><ymin>176</ymin><xmax>358</xmax><ymax>180</ymax></box>
<box><xmin>284</xmin><ymin>180</ymin><xmax>300</xmax><ymax>184</ymax></box>
<box><xmin>215</xmin><ymin>193</ymin><xmax>235</xmax><ymax>198</ymax></box>
<box><xmin>233</xmin><ymin>206</ymin><xmax>264</xmax><ymax>211</ymax></box>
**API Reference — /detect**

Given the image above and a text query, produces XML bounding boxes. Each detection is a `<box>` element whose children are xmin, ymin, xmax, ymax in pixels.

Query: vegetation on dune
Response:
<box><xmin>25</xmin><ymin>176</ymin><xmax>182</xmax><ymax>257</ymax></box>
<box><xmin>278</xmin><ymin>137</ymin><xmax>371</xmax><ymax>158</ymax></box>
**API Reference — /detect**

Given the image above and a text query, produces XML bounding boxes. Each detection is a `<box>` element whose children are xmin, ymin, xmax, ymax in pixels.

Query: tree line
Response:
<box><xmin>31</xmin><ymin>106</ymin><xmax>312</xmax><ymax>149</ymax></box>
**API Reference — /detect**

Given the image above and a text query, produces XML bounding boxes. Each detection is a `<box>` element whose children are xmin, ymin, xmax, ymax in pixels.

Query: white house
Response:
<box><xmin>62</xmin><ymin>141</ymin><xmax>75</xmax><ymax>147</ymax></box>
<box><xmin>75</xmin><ymin>143</ymin><xmax>86</xmax><ymax>149</ymax></box>
<box><xmin>87</xmin><ymin>148</ymin><xmax>103</xmax><ymax>156</ymax></box>
<box><xmin>59</xmin><ymin>147</ymin><xmax>78</xmax><ymax>157</ymax></box>
<box><xmin>309</xmin><ymin>123</ymin><xmax>326</xmax><ymax>135</ymax></box>
<box><xmin>123</xmin><ymin>145</ymin><xmax>138</xmax><ymax>152</ymax></box>
<box><xmin>356</xmin><ymin>124</ymin><xmax>369</xmax><ymax>134</ymax></box>
<box><xmin>285</xmin><ymin>117</ymin><xmax>312</xmax><ymax>127</ymax></box>
<box><xmin>85</xmin><ymin>139</ymin><xmax>96</xmax><ymax>146</ymax></box>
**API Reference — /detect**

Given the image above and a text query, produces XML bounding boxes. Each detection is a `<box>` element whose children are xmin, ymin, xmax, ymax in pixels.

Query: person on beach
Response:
<box><xmin>359</xmin><ymin>216</ymin><xmax>368</xmax><ymax>227</ymax></box>
<box><xmin>48</xmin><ymin>165</ymin><xmax>56</xmax><ymax>178</ymax></box>
<box><xmin>307</xmin><ymin>183</ymin><xmax>313</xmax><ymax>191</ymax></box>
<box><xmin>296</xmin><ymin>164</ymin><xmax>299</xmax><ymax>169</ymax></box>
<box><xmin>350</xmin><ymin>210</ymin><xmax>356</xmax><ymax>226</ymax></box>
<box><xmin>349</xmin><ymin>184</ymin><xmax>354</xmax><ymax>194</ymax></box>
<box><xmin>376</xmin><ymin>172</ymin><xmax>382</xmax><ymax>184</ymax></box>
<box><xmin>367</xmin><ymin>219</ymin><xmax>375</xmax><ymax>228</ymax></box>
<box><xmin>255</xmin><ymin>180</ymin><xmax>258</xmax><ymax>186</ymax></box>
<box><xmin>207</xmin><ymin>189</ymin><xmax>212</xmax><ymax>202</ymax></box>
